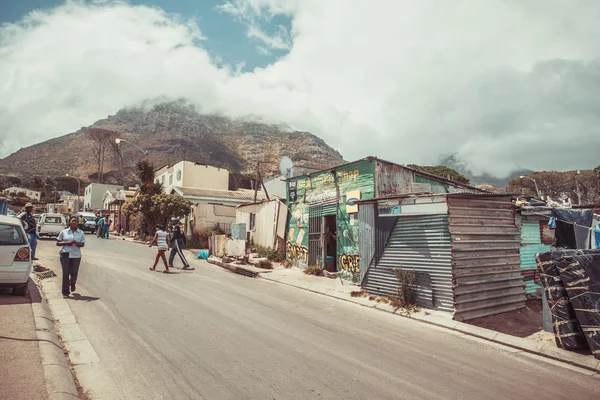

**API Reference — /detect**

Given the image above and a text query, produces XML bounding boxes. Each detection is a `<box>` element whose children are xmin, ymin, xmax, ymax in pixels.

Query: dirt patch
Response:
<box><xmin>467</xmin><ymin>299</ymin><xmax>544</xmax><ymax>338</ymax></box>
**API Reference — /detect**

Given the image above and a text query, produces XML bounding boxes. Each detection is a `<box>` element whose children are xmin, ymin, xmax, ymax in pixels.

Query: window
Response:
<box><xmin>169</xmin><ymin>174</ymin><xmax>173</xmax><ymax>185</ymax></box>
<box><xmin>176</xmin><ymin>169</ymin><xmax>182</xmax><ymax>182</ymax></box>
<box><xmin>249</xmin><ymin>213</ymin><xmax>256</xmax><ymax>231</ymax></box>
<box><xmin>0</xmin><ymin>224</ymin><xmax>26</xmax><ymax>246</ymax></box>
<box><xmin>43</xmin><ymin>216</ymin><xmax>63</xmax><ymax>224</ymax></box>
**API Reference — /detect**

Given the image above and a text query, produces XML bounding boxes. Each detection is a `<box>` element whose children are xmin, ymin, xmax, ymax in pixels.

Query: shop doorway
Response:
<box><xmin>324</xmin><ymin>215</ymin><xmax>337</xmax><ymax>272</ymax></box>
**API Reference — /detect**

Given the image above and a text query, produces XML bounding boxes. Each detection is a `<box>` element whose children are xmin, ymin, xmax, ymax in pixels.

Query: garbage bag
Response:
<box><xmin>197</xmin><ymin>250</ymin><xmax>209</xmax><ymax>260</ymax></box>
<box><xmin>536</xmin><ymin>250</ymin><xmax>588</xmax><ymax>350</ymax></box>
<box><xmin>556</xmin><ymin>250</ymin><xmax>600</xmax><ymax>360</ymax></box>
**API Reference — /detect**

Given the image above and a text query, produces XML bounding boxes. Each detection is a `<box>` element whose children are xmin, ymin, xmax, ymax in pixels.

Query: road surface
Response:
<box><xmin>36</xmin><ymin>236</ymin><xmax>599</xmax><ymax>400</ymax></box>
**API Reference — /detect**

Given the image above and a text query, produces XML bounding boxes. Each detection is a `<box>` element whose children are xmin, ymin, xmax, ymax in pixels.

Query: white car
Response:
<box><xmin>38</xmin><ymin>213</ymin><xmax>66</xmax><ymax>237</ymax></box>
<box><xmin>0</xmin><ymin>215</ymin><xmax>32</xmax><ymax>296</ymax></box>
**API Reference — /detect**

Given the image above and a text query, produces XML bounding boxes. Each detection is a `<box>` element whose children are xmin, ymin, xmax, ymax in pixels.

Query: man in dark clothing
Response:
<box><xmin>18</xmin><ymin>202</ymin><xmax>39</xmax><ymax>260</ymax></box>
<box><xmin>168</xmin><ymin>225</ymin><xmax>191</xmax><ymax>269</ymax></box>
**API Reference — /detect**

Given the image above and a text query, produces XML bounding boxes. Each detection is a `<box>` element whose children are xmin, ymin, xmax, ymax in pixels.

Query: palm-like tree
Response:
<box><xmin>136</xmin><ymin>160</ymin><xmax>155</xmax><ymax>192</ymax></box>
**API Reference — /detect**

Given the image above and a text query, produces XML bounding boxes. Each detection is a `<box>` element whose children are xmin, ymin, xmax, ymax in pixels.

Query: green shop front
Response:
<box><xmin>285</xmin><ymin>157</ymin><xmax>475</xmax><ymax>281</ymax></box>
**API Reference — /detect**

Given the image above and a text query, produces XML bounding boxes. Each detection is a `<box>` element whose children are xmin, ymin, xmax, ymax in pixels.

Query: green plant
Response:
<box><xmin>392</xmin><ymin>268</ymin><xmax>418</xmax><ymax>307</ymax></box>
<box><xmin>257</xmin><ymin>260</ymin><xmax>273</xmax><ymax>269</ymax></box>
<box><xmin>304</xmin><ymin>265</ymin><xmax>323</xmax><ymax>276</ymax></box>
<box><xmin>254</xmin><ymin>244</ymin><xmax>285</xmax><ymax>262</ymax></box>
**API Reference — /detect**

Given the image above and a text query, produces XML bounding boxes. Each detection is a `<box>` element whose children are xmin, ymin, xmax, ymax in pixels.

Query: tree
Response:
<box><xmin>136</xmin><ymin>160</ymin><xmax>155</xmax><ymax>191</ymax></box>
<box><xmin>108</xmin><ymin>139</ymin><xmax>124</xmax><ymax>185</ymax></box>
<box><xmin>122</xmin><ymin>193</ymin><xmax>191</xmax><ymax>235</ymax></box>
<box><xmin>87</xmin><ymin>128</ymin><xmax>117</xmax><ymax>183</ymax></box>
<box><xmin>508</xmin><ymin>170</ymin><xmax>599</xmax><ymax>204</ymax></box>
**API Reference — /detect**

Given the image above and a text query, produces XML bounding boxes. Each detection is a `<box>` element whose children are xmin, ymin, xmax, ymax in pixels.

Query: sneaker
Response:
<box><xmin>63</xmin><ymin>293</ymin><xmax>70</xmax><ymax>298</ymax></box>
<box><xmin>70</xmin><ymin>282</ymin><xmax>76</xmax><ymax>292</ymax></box>
<box><xmin>32</xmin><ymin>256</ymin><xmax>39</xmax><ymax>261</ymax></box>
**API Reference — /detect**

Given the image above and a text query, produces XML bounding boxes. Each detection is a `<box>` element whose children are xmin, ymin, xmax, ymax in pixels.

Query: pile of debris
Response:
<box><xmin>536</xmin><ymin>250</ymin><xmax>600</xmax><ymax>359</ymax></box>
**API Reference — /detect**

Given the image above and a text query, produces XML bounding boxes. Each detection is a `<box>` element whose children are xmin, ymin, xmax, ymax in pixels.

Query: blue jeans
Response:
<box><xmin>102</xmin><ymin>225</ymin><xmax>109</xmax><ymax>239</ymax></box>
<box><xmin>28</xmin><ymin>233</ymin><xmax>37</xmax><ymax>258</ymax></box>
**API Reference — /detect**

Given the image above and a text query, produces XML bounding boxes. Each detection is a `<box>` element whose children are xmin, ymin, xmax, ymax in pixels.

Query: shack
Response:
<box><xmin>236</xmin><ymin>199</ymin><xmax>288</xmax><ymax>252</ymax></box>
<box><xmin>285</xmin><ymin>157</ymin><xmax>481</xmax><ymax>280</ymax></box>
<box><xmin>357</xmin><ymin>193</ymin><xmax>526</xmax><ymax>321</ymax></box>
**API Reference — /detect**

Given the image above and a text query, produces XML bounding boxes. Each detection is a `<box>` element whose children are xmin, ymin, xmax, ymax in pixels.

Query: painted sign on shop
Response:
<box><xmin>286</xmin><ymin>242</ymin><xmax>308</xmax><ymax>263</ymax></box>
<box><xmin>345</xmin><ymin>190</ymin><xmax>360</xmax><ymax>214</ymax></box>
<box><xmin>340</xmin><ymin>254</ymin><xmax>360</xmax><ymax>274</ymax></box>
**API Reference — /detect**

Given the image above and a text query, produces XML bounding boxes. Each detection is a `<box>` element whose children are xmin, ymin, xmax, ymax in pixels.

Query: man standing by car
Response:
<box><xmin>18</xmin><ymin>203</ymin><xmax>38</xmax><ymax>260</ymax></box>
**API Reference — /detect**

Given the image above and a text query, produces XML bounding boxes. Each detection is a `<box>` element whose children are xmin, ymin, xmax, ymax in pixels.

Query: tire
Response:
<box><xmin>13</xmin><ymin>281</ymin><xmax>29</xmax><ymax>296</ymax></box>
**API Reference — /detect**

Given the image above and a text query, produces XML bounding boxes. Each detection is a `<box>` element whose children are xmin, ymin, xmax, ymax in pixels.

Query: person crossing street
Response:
<box><xmin>168</xmin><ymin>225</ymin><xmax>191</xmax><ymax>270</ymax></box>
<box><xmin>18</xmin><ymin>202</ymin><xmax>39</xmax><ymax>260</ymax></box>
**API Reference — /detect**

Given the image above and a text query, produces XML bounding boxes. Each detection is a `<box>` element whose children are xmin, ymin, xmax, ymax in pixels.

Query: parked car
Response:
<box><xmin>7</xmin><ymin>210</ymin><xmax>16</xmax><ymax>217</ymax></box>
<box><xmin>0</xmin><ymin>215</ymin><xmax>32</xmax><ymax>296</ymax></box>
<box><xmin>33</xmin><ymin>214</ymin><xmax>42</xmax><ymax>222</ymax></box>
<box><xmin>75</xmin><ymin>212</ymin><xmax>97</xmax><ymax>233</ymax></box>
<box><xmin>38</xmin><ymin>213</ymin><xmax>66</xmax><ymax>237</ymax></box>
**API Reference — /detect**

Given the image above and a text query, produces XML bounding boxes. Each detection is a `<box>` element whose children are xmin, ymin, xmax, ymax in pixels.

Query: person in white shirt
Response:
<box><xmin>149</xmin><ymin>225</ymin><xmax>171</xmax><ymax>273</ymax></box>
<box><xmin>57</xmin><ymin>217</ymin><xmax>86</xmax><ymax>298</ymax></box>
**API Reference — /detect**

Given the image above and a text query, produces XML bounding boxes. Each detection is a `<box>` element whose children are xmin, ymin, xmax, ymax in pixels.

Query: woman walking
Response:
<box><xmin>57</xmin><ymin>217</ymin><xmax>86</xmax><ymax>298</ymax></box>
<box><xmin>149</xmin><ymin>225</ymin><xmax>170</xmax><ymax>273</ymax></box>
<box><xmin>168</xmin><ymin>225</ymin><xmax>191</xmax><ymax>270</ymax></box>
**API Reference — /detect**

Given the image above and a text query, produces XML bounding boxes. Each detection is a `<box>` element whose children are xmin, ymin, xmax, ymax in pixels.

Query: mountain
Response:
<box><xmin>0</xmin><ymin>101</ymin><xmax>345</xmax><ymax>184</ymax></box>
<box><xmin>439</xmin><ymin>154</ymin><xmax>533</xmax><ymax>188</ymax></box>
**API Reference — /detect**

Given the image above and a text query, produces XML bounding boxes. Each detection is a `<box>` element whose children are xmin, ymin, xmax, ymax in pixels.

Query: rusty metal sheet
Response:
<box><xmin>448</xmin><ymin>197</ymin><xmax>526</xmax><ymax>321</ymax></box>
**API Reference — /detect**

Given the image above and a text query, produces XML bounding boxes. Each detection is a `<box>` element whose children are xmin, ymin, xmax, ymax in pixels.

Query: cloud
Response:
<box><xmin>1</xmin><ymin>0</ymin><xmax>600</xmax><ymax>178</ymax></box>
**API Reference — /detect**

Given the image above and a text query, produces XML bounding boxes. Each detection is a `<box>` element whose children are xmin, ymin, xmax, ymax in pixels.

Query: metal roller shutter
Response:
<box><xmin>363</xmin><ymin>214</ymin><xmax>453</xmax><ymax>311</ymax></box>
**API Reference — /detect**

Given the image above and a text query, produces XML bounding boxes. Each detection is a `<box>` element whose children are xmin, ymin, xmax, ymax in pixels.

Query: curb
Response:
<box><xmin>29</xmin><ymin>274</ymin><xmax>80</xmax><ymax>399</ymax></box>
<box><xmin>207</xmin><ymin>259</ymin><xmax>259</xmax><ymax>278</ymax></box>
<box><xmin>258</xmin><ymin>274</ymin><xmax>600</xmax><ymax>374</ymax></box>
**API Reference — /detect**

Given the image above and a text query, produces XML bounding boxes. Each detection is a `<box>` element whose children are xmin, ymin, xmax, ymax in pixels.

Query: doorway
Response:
<box><xmin>324</xmin><ymin>215</ymin><xmax>337</xmax><ymax>272</ymax></box>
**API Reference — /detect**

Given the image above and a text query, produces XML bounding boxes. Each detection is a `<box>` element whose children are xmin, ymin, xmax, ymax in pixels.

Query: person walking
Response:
<box><xmin>168</xmin><ymin>225</ymin><xmax>191</xmax><ymax>270</ymax></box>
<box><xmin>18</xmin><ymin>203</ymin><xmax>39</xmax><ymax>260</ymax></box>
<box><xmin>149</xmin><ymin>225</ymin><xmax>171</xmax><ymax>273</ymax></box>
<box><xmin>96</xmin><ymin>215</ymin><xmax>104</xmax><ymax>237</ymax></box>
<box><xmin>56</xmin><ymin>217</ymin><xmax>86</xmax><ymax>298</ymax></box>
<box><xmin>102</xmin><ymin>217</ymin><xmax>111</xmax><ymax>239</ymax></box>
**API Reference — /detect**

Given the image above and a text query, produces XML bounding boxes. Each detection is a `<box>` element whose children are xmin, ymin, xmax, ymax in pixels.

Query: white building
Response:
<box><xmin>171</xmin><ymin>187</ymin><xmax>268</xmax><ymax>236</ymax></box>
<box><xmin>236</xmin><ymin>199</ymin><xmax>289</xmax><ymax>251</ymax></box>
<box><xmin>155</xmin><ymin>161</ymin><xmax>229</xmax><ymax>194</ymax></box>
<box><xmin>2</xmin><ymin>186</ymin><xmax>41</xmax><ymax>201</ymax></box>
<box><xmin>84</xmin><ymin>183</ymin><xmax>124</xmax><ymax>211</ymax></box>
<box><xmin>262</xmin><ymin>167</ymin><xmax>322</xmax><ymax>198</ymax></box>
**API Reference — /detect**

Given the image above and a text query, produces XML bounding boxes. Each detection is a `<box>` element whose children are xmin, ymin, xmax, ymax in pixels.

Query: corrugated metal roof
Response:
<box><xmin>173</xmin><ymin>187</ymin><xmax>268</xmax><ymax>201</ymax></box>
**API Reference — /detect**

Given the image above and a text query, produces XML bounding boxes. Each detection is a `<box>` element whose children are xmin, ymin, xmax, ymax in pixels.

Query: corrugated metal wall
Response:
<box><xmin>358</xmin><ymin>204</ymin><xmax>398</xmax><ymax>284</ymax></box>
<box><xmin>448</xmin><ymin>196</ymin><xmax>525</xmax><ymax>321</ymax></box>
<box><xmin>363</xmin><ymin>214</ymin><xmax>453</xmax><ymax>311</ymax></box>
<box><xmin>520</xmin><ymin>220</ymin><xmax>549</xmax><ymax>295</ymax></box>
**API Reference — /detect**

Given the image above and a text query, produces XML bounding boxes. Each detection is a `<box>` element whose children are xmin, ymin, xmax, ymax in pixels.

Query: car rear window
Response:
<box><xmin>0</xmin><ymin>224</ymin><xmax>26</xmax><ymax>245</ymax></box>
<box><xmin>44</xmin><ymin>216</ymin><xmax>63</xmax><ymax>224</ymax></box>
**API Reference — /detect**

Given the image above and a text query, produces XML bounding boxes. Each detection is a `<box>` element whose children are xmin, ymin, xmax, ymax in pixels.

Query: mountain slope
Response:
<box><xmin>0</xmin><ymin>101</ymin><xmax>344</xmax><ymax>182</ymax></box>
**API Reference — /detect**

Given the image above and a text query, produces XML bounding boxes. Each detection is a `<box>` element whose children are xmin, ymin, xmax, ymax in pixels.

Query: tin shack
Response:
<box><xmin>285</xmin><ymin>157</ymin><xmax>479</xmax><ymax>280</ymax></box>
<box><xmin>356</xmin><ymin>193</ymin><xmax>525</xmax><ymax>320</ymax></box>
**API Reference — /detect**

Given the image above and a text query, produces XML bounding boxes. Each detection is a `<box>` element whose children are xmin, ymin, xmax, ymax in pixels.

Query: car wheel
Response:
<box><xmin>13</xmin><ymin>282</ymin><xmax>29</xmax><ymax>296</ymax></box>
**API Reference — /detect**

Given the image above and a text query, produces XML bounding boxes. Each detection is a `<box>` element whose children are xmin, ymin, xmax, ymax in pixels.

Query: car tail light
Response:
<box><xmin>15</xmin><ymin>247</ymin><xmax>30</xmax><ymax>262</ymax></box>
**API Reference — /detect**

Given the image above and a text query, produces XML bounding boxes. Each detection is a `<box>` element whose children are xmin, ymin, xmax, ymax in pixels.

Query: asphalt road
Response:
<box><xmin>36</xmin><ymin>236</ymin><xmax>599</xmax><ymax>400</ymax></box>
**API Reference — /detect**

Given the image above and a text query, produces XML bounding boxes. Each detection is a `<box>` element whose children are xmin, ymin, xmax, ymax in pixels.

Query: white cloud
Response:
<box><xmin>2</xmin><ymin>0</ymin><xmax>600</xmax><ymax>178</ymax></box>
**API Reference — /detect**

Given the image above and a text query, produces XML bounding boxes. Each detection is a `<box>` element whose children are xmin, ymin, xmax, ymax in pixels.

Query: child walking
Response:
<box><xmin>149</xmin><ymin>225</ymin><xmax>170</xmax><ymax>273</ymax></box>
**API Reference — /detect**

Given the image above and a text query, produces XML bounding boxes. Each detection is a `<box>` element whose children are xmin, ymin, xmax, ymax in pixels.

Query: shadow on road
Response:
<box><xmin>70</xmin><ymin>293</ymin><xmax>100</xmax><ymax>302</ymax></box>
<box><xmin>0</xmin><ymin>278</ymin><xmax>42</xmax><ymax>305</ymax></box>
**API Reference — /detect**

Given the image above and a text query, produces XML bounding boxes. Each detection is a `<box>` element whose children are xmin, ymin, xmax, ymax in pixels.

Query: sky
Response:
<box><xmin>1</xmin><ymin>0</ymin><xmax>599</xmax><ymax>177</ymax></box>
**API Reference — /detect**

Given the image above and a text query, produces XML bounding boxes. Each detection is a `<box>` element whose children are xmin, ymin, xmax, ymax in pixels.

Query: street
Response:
<box><xmin>36</xmin><ymin>236</ymin><xmax>599</xmax><ymax>400</ymax></box>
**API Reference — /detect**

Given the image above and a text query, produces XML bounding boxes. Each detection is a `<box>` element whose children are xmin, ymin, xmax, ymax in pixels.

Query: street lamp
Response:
<box><xmin>520</xmin><ymin>176</ymin><xmax>541</xmax><ymax>198</ymax></box>
<box><xmin>65</xmin><ymin>174</ymin><xmax>81</xmax><ymax>212</ymax></box>
<box><xmin>115</xmin><ymin>138</ymin><xmax>148</xmax><ymax>156</ymax></box>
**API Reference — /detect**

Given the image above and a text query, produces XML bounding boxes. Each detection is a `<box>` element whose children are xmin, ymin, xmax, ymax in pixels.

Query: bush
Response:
<box><xmin>282</xmin><ymin>260</ymin><xmax>293</xmax><ymax>269</ymax></box>
<box><xmin>304</xmin><ymin>265</ymin><xmax>323</xmax><ymax>276</ymax></box>
<box><xmin>254</xmin><ymin>244</ymin><xmax>284</xmax><ymax>262</ymax></box>
<box><xmin>392</xmin><ymin>268</ymin><xmax>418</xmax><ymax>306</ymax></box>
<box><xmin>257</xmin><ymin>260</ymin><xmax>273</xmax><ymax>269</ymax></box>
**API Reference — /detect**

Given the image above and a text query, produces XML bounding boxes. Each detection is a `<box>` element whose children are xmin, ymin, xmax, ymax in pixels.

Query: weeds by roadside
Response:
<box><xmin>257</xmin><ymin>260</ymin><xmax>273</xmax><ymax>269</ymax></box>
<box><xmin>254</xmin><ymin>244</ymin><xmax>285</xmax><ymax>262</ymax></box>
<box><xmin>304</xmin><ymin>265</ymin><xmax>323</xmax><ymax>276</ymax></box>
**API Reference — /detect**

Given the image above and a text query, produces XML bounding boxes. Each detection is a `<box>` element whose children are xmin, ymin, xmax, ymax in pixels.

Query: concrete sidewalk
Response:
<box><xmin>206</xmin><ymin>258</ymin><xmax>600</xmax><ymax>374</ymax></box>
<box><xmin>0</xmin><ymin>280</ymin><xmax>47</xmax><ymax>400</ymax></box>
<box><xmin>0</xmin><ymin>275</ymin><xmax>79</xmax><ymax>399</ymax></box>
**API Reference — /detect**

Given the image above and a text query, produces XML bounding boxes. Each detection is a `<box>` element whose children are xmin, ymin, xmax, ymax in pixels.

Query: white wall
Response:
<box><xmin>3</xmin><ymin>187</ymin><xmax>41</xmax><ymax>201</ymax></box>
<box><xmin>84</xmin><ymin>184</ymin><xmax>123</xmax><ymax>211</ymax></box>
<box><xmin>236</xmin><ymin>200</ymin><xmax>288</xmax><ymax>250</ymax></box>
<box><xmin>156</xmin><ymin>161</ymin><xmax>229</xmax><ymax>193</ymax></box>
